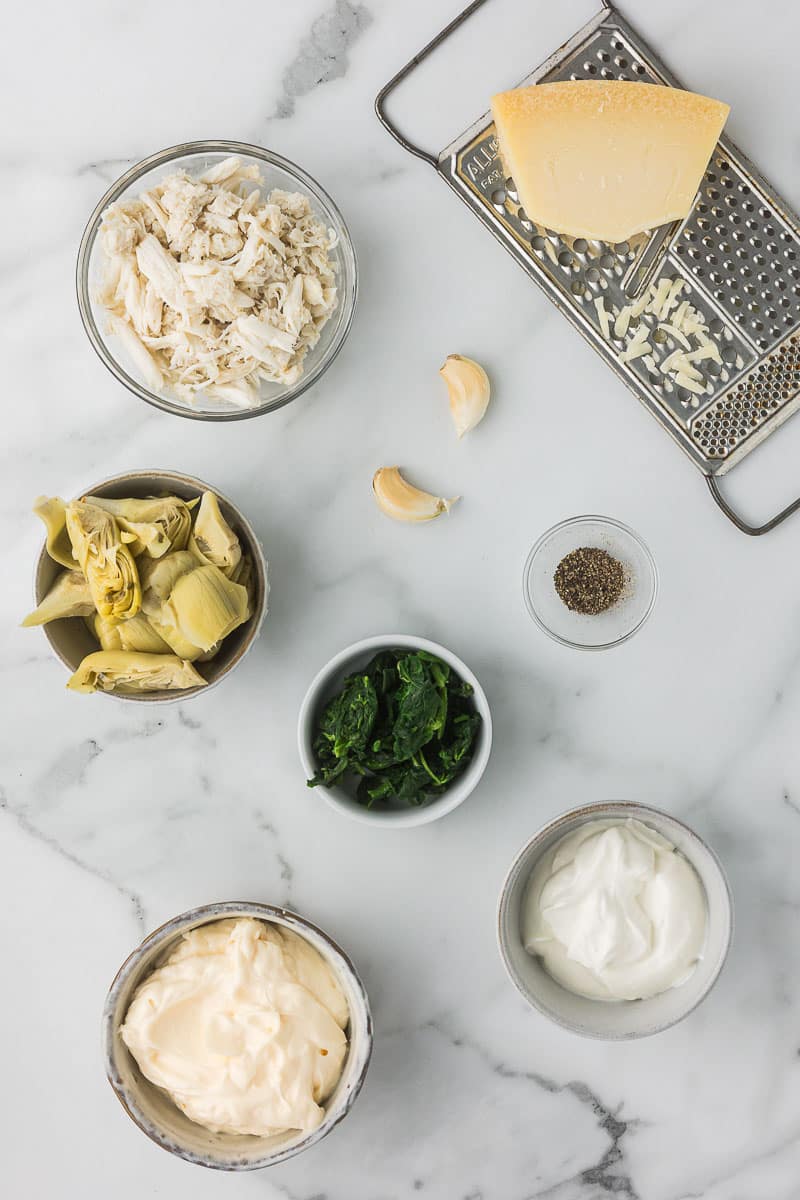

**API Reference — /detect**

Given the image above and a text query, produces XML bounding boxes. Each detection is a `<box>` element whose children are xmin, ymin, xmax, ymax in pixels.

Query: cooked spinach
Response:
<box><xmin>308</xmin><ymin>649</ymin><xmax>481</xmax><ymax>808</ymax></box>
<box><xmin>311</xmin><ymin>673</ymin><xmax>378</xmax><ymax>785</ymax></box>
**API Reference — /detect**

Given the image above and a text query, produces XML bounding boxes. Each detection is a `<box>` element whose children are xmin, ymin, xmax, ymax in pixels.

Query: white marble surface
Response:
<box><xmin>2</xmin><ymin>1</ymin><xmax>800</xmax><ymax>1196</ymax></box>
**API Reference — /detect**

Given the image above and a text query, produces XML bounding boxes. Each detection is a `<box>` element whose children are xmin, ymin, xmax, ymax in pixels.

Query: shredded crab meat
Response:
<box><xmin>97</xmin><ymin>157</ymin><xmax>339</xmax><ymax>407</ymax></box>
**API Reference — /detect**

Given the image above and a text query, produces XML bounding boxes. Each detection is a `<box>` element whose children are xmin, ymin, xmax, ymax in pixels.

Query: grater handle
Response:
<box><xmin>376</xmin><ymin>0</ymin><xmax>615</xmax><ymax>165</ymax></box>
<box><xmin>706</xmin><ymin>475</ymin><xmax>800</xmax><ymax>536</ymax></box>
<box><xmin>375</xmin><ymin>0</ymin><xmax>493</xmax><ymax>166</ymax></box>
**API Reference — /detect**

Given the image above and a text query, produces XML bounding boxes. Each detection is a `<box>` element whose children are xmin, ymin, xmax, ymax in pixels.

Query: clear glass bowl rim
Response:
<box><xmin>75</xmin><ymin>139</ymin><xmax>358</xmax><ymax>422</ymax></box>
<box><xmin>522</xmin><ymin>514</ymin><xmax>659</xmax><ymax>651</ymax></box>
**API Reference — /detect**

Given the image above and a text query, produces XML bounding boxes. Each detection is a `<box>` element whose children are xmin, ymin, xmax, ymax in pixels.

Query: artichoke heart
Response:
<box><xmin>67</xmin><ymin>650</ymin><xmax>206</xmax><ymax>695</ymax></box>
<box><xmin>92</xmin><ymin>612</ymin><xmax>172</xmax><ymax>654</ymax></box>
<box><xmin>90</xmin><ymin>613</ymin><xmax>122</xmax><ymax>650</ymax></box>
<box><xmin>33</xmin><ymin>496</ymin><xmax>76</xmax><ymax>569</ymax></box>
<box><xmin>190</xmin><ymin>492</ymin><xmax>242</xmax><ymax>577</ymax></box>
<box><xmin>146</xmin><ymin>614</ymin><xmax>205</xmax><ymax>661</ymax></box>
<box><xmin>140</xmin><ymin>550</ymin><xmax>197</xmax><ymax>616</ymax></box>
<box><xmin>163</xmin><ymin>564</ymin><xmax>250</xmax><ymax>653</ymax></box>
<box><xmin>65</xmin><ymin>500</ymin><xmax>141</xmax><ymax>620</ymax></box>
<box><xmin>22</xmin><ymin>571</ymin><xmax>94</xmax><ymax>626</ymax></box>
<box><xmin>85</xmin><ymin>494</ymin><xmax>195</xmax><ymax>559</ymax></box>
<box><xmin>229</xmin><ymin>552</ymin><xmax>256</xmax><ymax>607</ymax></box>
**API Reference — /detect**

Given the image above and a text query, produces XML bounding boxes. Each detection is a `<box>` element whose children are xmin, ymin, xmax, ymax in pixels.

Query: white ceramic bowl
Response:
<box><xmin>31</xmin><ymin>469</ymin><xmax>268</xmax><ymax>703</ymax></box>
<box><xmin>103</xmin><ymin>902</ymin><xmax>372</xmax><ymax>1170</ymax></box>
<box><xmin>498</xmin><ymin>801</ymin><xmax>733</xmax><ymax>1039</ymax></box>
<box><xmin>297</xmin><ymin>635</ymin><xmax>492</xmax><ymax>827</ymax></box>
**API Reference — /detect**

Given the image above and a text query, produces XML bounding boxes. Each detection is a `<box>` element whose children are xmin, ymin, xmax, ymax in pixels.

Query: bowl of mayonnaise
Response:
<box><xmin>103</xmin><ymin>902</ymin><xmax>372</xmax><ymax>1169</ymax></box>
<box><xmin>497</xmin><ymin>801</ymin><xmax>733</xmax><ymax>1038</ymax></box>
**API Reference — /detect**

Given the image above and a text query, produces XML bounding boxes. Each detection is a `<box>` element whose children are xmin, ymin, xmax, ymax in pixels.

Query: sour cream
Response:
<box><xmin>121</xmin><ymin>917</ymin><xmax>349</xmax><ymax>1136</ymax></box>
<box><xmin>523</xmin><ymin>818</ymin><xmax>707</xmax><ymax>1001</ymax></box>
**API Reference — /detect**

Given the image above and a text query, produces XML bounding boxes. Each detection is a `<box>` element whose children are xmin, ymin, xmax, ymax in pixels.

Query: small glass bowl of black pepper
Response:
<box><xmin>523</xmin><ymin>516</ymin><xmax>658</xmax><ymax>650</ymax></box>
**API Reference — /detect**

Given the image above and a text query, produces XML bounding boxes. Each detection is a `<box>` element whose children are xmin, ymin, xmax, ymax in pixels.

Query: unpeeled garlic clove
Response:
<box><xmin>439</xmin><ymin>354</ymin><xmax>490</xmax><ymax>438</ymax></box>
<box><xmin>372</xmin><ymin>467</ymin><xmax>459</xmax><ymax>523</ymax></box>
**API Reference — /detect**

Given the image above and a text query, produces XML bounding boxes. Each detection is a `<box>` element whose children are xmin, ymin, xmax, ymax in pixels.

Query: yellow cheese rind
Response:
<box><xmin>490</xmin><ymin>81</ymin><xmax>730</xmax><ymax>244</ymax></box>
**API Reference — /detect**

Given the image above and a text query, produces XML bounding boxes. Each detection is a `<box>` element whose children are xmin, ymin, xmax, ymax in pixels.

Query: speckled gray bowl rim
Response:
<box><xmin>32</xmin><ymin>469</ymin><xmax>268</xmax><ymax>704</ymax></box>
<box><xmin>497</xmin><ymin>800</ymin><xmax>734</xmax><ymax>1039</ymax></box>
<box><xmin>76</xmin><ymin>140</ymin><xmax>358</xmax><ymax>422</ymax></box>
<box><xmin>297</xmin><ymin>634</ymin><xmax>493</xmax><ymax>827</ymax></box>
<box><xmin>103</xmin><ymin>901</ymin><xmax>373</xmax><ymax>1170</ymax></box>
<box><xmin>522</xmin><ymin>515</ymin><xmax>659</xmax><ymax>651</ymax></box>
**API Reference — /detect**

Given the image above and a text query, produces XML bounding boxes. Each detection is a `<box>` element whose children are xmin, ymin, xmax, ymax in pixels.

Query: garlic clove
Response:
<box><xmin>439</xmin><ymin>354</ymin><xmax>490</xmax><ymax>438</ymax></box>
<box><xmin>372</xmin><ymin>467</ymin><xmax>459</xmax><ymax>523</ymax></box>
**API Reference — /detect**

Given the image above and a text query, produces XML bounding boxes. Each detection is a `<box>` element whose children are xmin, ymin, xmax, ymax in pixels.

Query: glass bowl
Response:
<box><xmin>76</xmin><ymin>140</ymin><xmax>357</xmax><ymax>421</ymax></box>
<box><xmin>523</xmin><ymin>515</ymin><xmax>658</xmax><ymax>650</ymax></box>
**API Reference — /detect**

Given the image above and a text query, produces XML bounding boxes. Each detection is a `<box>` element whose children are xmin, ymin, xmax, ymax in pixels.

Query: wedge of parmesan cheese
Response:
<box><xmin>491</xmin><ymin>81</ymin><xmax>729</xmax><ymax>243</ymax></box>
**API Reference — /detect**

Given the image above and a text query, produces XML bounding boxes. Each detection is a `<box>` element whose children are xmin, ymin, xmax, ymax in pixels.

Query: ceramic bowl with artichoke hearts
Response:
<box><xmin>29</xmin><ymin>470</ymin><xmax>268</xmax><ymax>702</ymax></box>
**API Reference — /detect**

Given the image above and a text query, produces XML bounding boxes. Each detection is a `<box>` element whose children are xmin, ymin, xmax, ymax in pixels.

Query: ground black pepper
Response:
<box><xmin>554</xmin><ymin>547</ymin><xmax>624</xmax><ymax>615</ymax></box>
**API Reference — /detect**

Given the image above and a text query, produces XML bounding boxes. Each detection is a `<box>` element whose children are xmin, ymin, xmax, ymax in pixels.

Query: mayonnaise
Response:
<box><xmin>523</xmin><ymin>818</ymin><xmax>707</xmax><ymax>1001</ymax></box>
<box><xmin>121</xmin><ymin>917</ymin><xmax>349</xmax><ymax>1136</ymax></box>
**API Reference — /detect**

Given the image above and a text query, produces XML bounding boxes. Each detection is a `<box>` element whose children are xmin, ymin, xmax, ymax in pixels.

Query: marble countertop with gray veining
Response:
<box><xmin>2</xmin><ymin>1</ymin><xmax>799</xmax><ymax>1196</ymax></box>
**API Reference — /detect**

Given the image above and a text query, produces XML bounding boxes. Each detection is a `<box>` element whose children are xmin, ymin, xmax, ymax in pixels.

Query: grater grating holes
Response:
<box><xmin>679</xmin><ymin>153</ymin><xmax>800</xmax><ymax>342</ymax></box>
<box><xmin>564</xmin><ymin>29</ymin><xmax>652</xmax><ymax>84</ymax></box>
<box><xmin>691</xmin><ymin>334</ymin><xmax>800</xmax><ymax>457</ymax></box>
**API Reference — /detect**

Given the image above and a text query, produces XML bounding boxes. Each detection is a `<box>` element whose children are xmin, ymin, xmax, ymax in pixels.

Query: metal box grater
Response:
<box><xmin>376</xmin><ymin>0</ymin><xmax>800</xmax><ymax>534</ymax></box>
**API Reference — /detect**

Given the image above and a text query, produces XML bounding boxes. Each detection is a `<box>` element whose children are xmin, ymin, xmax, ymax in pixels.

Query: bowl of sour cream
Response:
<box><xmin>103</xmin><ymin>902</ymin><xmax>372</xmax><ymax>1169</ymax></box>
<box><xmin>497</xmin><ymin>802</ymin><xmax>733</xmax><ymax>1039</ymax></box>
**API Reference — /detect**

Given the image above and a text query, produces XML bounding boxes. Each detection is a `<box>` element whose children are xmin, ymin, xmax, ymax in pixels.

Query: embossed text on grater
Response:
<box><xmin>437</xmin><ymin>11</ymin><xmax>800</xmax><ymax>476</ymax></box>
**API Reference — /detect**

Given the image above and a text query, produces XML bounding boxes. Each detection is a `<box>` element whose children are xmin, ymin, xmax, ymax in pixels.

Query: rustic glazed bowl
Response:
<box><xmin>32</xmin><ymin>469</ymin><xmax>268</xmax><ymax>702</ymax></box>
<box><xmin>498</xmin><ymin>801</ymin><xmax>733</xmax><ymax>1039</ymax></box>
<box><xmin>103</xmin><ymin>901</ymin><xmax>372</xmax><ymax>1170</ymax></box>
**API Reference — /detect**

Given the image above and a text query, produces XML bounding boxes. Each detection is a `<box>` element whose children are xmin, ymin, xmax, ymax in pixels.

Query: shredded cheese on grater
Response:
<box><xmin>593</xmin><ymin>274</ymin><xmax>723</xmax><ymax>394</ymax></box>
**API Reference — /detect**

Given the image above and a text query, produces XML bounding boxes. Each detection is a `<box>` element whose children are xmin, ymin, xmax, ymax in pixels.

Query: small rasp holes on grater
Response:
<box><xmin>691</xmin><ymin>335</ymin><xmax>800</xmax><ymax>458</ymax></box>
